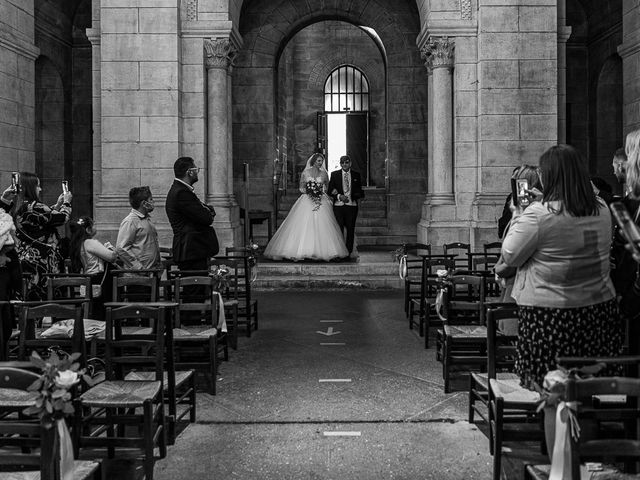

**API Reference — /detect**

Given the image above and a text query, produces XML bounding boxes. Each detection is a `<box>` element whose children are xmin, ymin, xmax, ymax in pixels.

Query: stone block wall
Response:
<box><xmin>621</xmin><ymin>0</ymin><xmax>640</xmax><ymax>133</ymax></box>
<box><xmin>96</xmin><ymin>0</ymin><xmax>181</xmax><ymax>244</ymax></box>
<box><xmin>0</xmin><ymin>0</ymin><xmax>37</xmax><ymax>187</ymax></box>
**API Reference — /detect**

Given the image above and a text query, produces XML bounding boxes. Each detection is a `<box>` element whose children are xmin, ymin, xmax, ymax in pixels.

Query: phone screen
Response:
<box><xmin>516</xmin><ymin>179</ymin><xmax>530</xmax><ymax>207</ymax></box>
<box><xmin>11</xmin><ymin>172</ymin><xmax>19</xmax><ymax>193</ymax></box>
<box><xmin>610</xmin><ymin>202</ymin><xmax>640</xmax><ymax>257</ymax></box>
<box><xmin>62</xmin><ymin>181</ymin><xmax>69</xmax><ymax>194</ymax></box>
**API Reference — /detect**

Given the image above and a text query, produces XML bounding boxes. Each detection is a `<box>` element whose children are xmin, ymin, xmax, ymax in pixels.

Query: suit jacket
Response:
<box><xmin>328</xmin><ymin>169</ymin><xmax>364</xmax><ymax>204</ymax></box>
<box><xmin>165</xmin><ymin>180</ymin><xmax>219</xmax><ymax>262</ymax></box>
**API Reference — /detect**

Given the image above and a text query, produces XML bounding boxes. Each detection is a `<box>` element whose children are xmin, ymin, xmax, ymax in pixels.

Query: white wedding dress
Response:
<box><xmin>264</xmin><ymin>170</ymin><xmax>348</xmax><ymax>261</ymax></box>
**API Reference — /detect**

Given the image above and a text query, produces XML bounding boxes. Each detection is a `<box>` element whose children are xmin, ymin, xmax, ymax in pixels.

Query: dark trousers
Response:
<box><xmin>333</xmin><ymin>205</ymin><xmax>358</xmax><ymax>254</ymax></box>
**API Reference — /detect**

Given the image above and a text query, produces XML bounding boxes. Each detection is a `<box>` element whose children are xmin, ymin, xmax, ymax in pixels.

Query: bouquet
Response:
<box><xmin>210</xmin><ymin>264</ymin><xmax>230</xmax><ymax>292</ymax></box>
<box><xmin>305</xmin><ymin>181</ymin><xmax>323</xmax><ymax>211</ymax></box>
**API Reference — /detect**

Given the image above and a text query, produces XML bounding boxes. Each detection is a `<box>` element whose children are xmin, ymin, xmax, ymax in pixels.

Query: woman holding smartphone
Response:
<box><xmin>501</xmin><ymin>145</ymin><xmax>621</xmax><ymax>390</ymax></box>
<box><xmin>14</xmin><ymin>172</ymin><xmax>72</xmax><ymax>300</ymax></box>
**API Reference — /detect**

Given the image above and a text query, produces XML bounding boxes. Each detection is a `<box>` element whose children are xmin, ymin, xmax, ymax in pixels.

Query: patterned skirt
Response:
<box><xmin>515</xmin><ymin>299</ymin><xmax>622</xmax><ymax>390</ymax></box>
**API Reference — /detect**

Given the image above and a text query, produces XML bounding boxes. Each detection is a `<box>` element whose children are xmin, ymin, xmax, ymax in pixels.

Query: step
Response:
<box><xmin>253</xmin><ymin>255</ymin><xmax>403</xmax><ymax>290</ymax></box>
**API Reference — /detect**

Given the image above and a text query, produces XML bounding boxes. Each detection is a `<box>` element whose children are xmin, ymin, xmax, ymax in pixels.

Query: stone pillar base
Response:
<box><xmin>212</xmin><ymin>203</ymin><xmax>242</xmax><ymax>251</ymax></box>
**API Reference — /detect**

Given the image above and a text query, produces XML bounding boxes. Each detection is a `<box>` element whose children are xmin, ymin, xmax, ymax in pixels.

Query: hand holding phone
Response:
<box><xmin>610</xmin><ymin>202</ymin><xmax>640</xmax><ymax>259</ymax></box>
<box><xmin>511</xmin><ymin>178</ymin><xmax>531</xmax><ymax>208</ymax></box>
<box><xmin>11</xmin><ymin>172</ymin><xmax>19</xmax><ymax>193</ymax></box>
<box><xmin>62</xmin><ymin>181</ymin><xmax>69</xmax><ymax>194</ymax></box>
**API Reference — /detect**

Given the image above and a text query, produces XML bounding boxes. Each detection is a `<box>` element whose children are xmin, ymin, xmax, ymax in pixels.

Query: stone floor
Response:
<box><xmin>93</xmin><ymin>290</ymin><xmax>547</xmax><ymax>479</ymax></box>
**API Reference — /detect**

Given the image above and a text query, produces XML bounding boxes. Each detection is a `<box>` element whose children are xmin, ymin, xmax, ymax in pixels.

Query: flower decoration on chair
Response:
<box><xmin>245</xmin><ymin>240</ymin><xmax>260</xmax><ymax>284</ymax></box>
<box><xmin>23</xmin><ymin>350</ymin><xmax>87</xmax><ymax>428</ymax></box>
<box><xmin>535</xmin><ymin>363</ymin><xmax>606</xmax><ymax>480</ymax></box>
<box><xmin>210</xmin><ymin>264</ymin><xmax>230</xmax><ymax>292</ymax></box>
<box><xmin>434</xmin><ymin>269</ymin><xmax>453</xmax><ymax>322</ymax></box>
<box><xmin>392</xmin><ymin>244</ymin><xmax>408</xmax><ymax>280</ymax></box>
<box><xmin>305</xmin><ymin>181</ymin><xmax>323</xmax><ymax>211</ymax></box>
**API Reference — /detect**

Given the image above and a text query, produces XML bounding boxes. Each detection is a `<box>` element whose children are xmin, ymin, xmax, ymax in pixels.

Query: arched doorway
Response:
<box><xmin>234</xmin><ymin>0</ymin><xmax>424</xmax><ymax>245</ymax></box>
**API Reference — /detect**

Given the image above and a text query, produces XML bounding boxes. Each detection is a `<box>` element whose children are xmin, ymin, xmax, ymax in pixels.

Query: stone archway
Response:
<box><xmin>232</xmin><ymin>0</ymin><xmax>426</xmax><ymax>245</ymax></box>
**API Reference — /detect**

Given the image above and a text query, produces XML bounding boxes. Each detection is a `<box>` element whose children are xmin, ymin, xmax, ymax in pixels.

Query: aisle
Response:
<box><xmin>155</xmin><ymin>291</ymin><xmax>493</xmax><ymax>479</ymax></box>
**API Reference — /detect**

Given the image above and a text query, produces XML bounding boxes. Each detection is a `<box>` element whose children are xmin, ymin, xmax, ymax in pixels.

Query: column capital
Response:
<box><xmin>420</xmin><ymin>36</ymin><xmax>455</xmax><ymax>70</ymax></box>
<box><xmin>204</xmin><ymin>38</ymin><xmax>237</xmax><ymax>70</ymax></box>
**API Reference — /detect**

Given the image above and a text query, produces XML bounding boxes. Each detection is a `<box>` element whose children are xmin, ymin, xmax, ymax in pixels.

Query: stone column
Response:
<box><xmin>86</xmin><ymin>25</ymin><xmax>101</xmax><ymax>198</ymax></box>
<box><xmin>619</xmin><ymin>0</ymin><xmax>640</xmax><ymax>133</ymax></box>
<box><xmin>204</xmin><ymin>38</ymin><xmax>239</xmax><ymax>247</ymax></box>
<box><xmin>423</xmin><ymin>36</ymin><xmax>455</xmax><ymax>205</ymax></box>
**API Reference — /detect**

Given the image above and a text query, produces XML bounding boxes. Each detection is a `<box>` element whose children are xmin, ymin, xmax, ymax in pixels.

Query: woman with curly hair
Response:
<box><xmin>14</xmin><ymin>172</ymin><xmax>72</xmax><ymax>300</ymax></box>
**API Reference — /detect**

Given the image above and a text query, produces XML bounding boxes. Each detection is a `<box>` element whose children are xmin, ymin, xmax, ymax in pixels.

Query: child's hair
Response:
<box><xmin>69</xmin><ymin>216</ymin><xmax>94</xmax><ymax>273</ymax></box>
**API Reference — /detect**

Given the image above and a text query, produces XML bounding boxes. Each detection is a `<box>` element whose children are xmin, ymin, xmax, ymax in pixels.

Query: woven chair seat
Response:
<box><xmin>0</xmin><ymin>460</ymin><xmax>101</xmax><ymax>480</ymax></box>
<box><xmin>0</xmin><ymin>388</ymin><xmax>38</xmax><ymax>408</ymax></box>
<box><xmin>470</xmin><ymin>371</ymin><xmax>519</xmax><ymax>390</ymax></box>
<box><xmin>444</xmin><ymin>325</ymin><xmax>487</xmax><ymax>338</ymax></box>
<box><xmin>133</xmin><ymin>327</ymin><xmax>217</xmax><ymax>339</ymax></box>
<box><xmin>125</xmin><ymin>370</ymin><xmax>193</xmax><ymax>389</ymax></box>
<box><xmin>490</xmin><ymin>377</ymin><xmax>540</xmax><ymax>405</ymax></box>
<box><xmin>80</xmin><ymin>380</ymin><xmax>161</xmax><ymax>407</ymax></box>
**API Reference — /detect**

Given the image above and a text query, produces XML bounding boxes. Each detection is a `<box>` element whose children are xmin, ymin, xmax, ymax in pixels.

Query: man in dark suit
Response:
<box><xmin>165</xmin><ymin>156</ymin><xmax>219</xmax><ymax>272</ymax></box>
<box><xmin>328</xmin><ymin>155</ymin><xmax>364</xmax><ymax>258</ymax></box>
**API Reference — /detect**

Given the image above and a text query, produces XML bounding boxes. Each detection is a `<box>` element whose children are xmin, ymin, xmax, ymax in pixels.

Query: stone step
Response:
<box><xmin>355</xmin><ymin>235</ymin><xmax>417</xmax><ymax>246</ymax></box>
<box><xmin>253</xmin><ymin>254</ymin><xmax>403</xmax><ymax>290</ymax></box>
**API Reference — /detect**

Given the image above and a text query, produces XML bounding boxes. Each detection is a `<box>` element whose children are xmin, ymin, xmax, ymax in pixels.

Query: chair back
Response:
<box><xmin>46</xmin><ymin>274</ymin><xmax>93</xmax><ymax>317</ymax></box>
<box><xmin>112</xmin><ymin>270</ymin><xmax>160</xmax><ymax>302</ymax></box>
<box><xmin>403</xmin><ymin>243</ymin><xmax>432</xmax><ymax>257</ymax></box>
<box><xmin>18</xmin><ymin>303</ymin><xmax>87</xmax><ymax>366</ymax></box>
<box><xmin>225</xmin><ymin>247</ymin><xmax>247</xmax><ymax>257</ymax></box>
<box><xmin>173</xmin><ymin>276</ymin><xmax>218</xmax><ymax>329</ymax></box>
<box><xmin>443</xmin><ymin>242</ymin><xmax>471</xmax><ymax>270</ymax></box>
<box><xmin>486</xmin><ymin>305</ymin><xmax>519</xmax><ymax>378</ymax></box>
<box><xmin>472</xmin><ymin>255</ymin><xmax>499</xmax><ymax>272</ymax></box>
<box><xmin>104</xmin><ymin>305</ymin><xmax>165</xmax><ymax>382</ymax></box>
<box><xmin>445</xmin><ymin>275</ymin><xmax>485</xmax><ymax>325</ymax></box>
<box><xmin>566</xmin><ymin>374</ymin><xmax>640</xmax><ymax>479</ymax></box>
<box><xmin>423</xmin><ymin>258</ymin><xmax>456</xmax><ymax>297</ymax></box>
<box><xmin>483</xmin><ymin>242</ymin><xmax>502</xmax><ymax>254</ymax></box>
<box><xmin>0</xmin><ymin>366</ymin><xmax>55</xmax><ymax>473</ymax></box>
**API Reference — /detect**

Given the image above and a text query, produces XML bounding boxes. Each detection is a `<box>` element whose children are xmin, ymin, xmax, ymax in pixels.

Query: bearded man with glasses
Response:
<box><xmin>166</xmin><ymin>157</ymin><xmax>219</xmax><ymax>272</ymax></box>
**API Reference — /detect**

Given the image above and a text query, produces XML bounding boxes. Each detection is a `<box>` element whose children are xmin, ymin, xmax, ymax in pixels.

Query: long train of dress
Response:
<box><xmin>263</xmin><ymin>192</ymin><xmax>348</xmax><ymax>261</ymax></box>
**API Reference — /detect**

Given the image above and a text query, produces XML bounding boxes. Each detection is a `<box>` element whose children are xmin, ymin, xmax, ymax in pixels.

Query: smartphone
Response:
<box><xmin>11</xmin><ymin>172</ymin><xmax>19</xmax><ymax>193</ymax></box>
<box><xmin>511</xmin><ymin>178</ymin><xmax>530</xmax><ymax>207</ymax></box>
<box><xmin>61</xmin><ymin>180</ymin><xmax>69</xmax><ymax>194</ymax></box>
<box><xmin>610</xmin><ymin>202</ymin><xmax>640</xmax><ymax>258</ymax></box>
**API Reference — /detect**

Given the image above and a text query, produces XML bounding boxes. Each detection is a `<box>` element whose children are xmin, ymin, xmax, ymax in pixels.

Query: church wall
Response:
<box><xmin>0</xmin><ymin>0</ymin><xmax>38</xmax><ymax>187</ymax></box>
<box><xmin>96</xmin><ymin>0</ymin><xmax>182</xmax><ymax>244</ymax></box>
<box><xmin>621</xmin><ymin>0</ymin><xmax>640</xmax><ymax>133</ymax></box>
<box><xmin>470</xmin><ymin>1</ymin><xmax>558</xmax><ymax>245</ymax></box>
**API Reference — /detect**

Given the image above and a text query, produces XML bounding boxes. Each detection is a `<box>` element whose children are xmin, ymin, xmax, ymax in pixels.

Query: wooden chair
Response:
<box><xmin>18</xmin><ymin>303</ymin><xmax>87</xmax><ymax>369</ymax></box>
<box><xmin>111</xmin><ymin>269</ymin><xmax>161</xmax><ymax>303</ymax></box>
<box><xmin>483</xmin><ymin>241</ymin><xmax>502</xmax><ymax>256</ymax></box>
<box><xmin>172</xmin><ymin>275</ymin><xmax>236</xmax><ymax>395</ymax></box>
<box><xmin>407</xmin><ymin>257</ymin><xmax>453</xmax><ymax>344</ymax></box>
<box><xmin>525</xmin><ymin>368</ymin><xmax>640</xmax><ymax>480</ymax></box>
<box><xmin>487</xmin><ymin>307</ymin><xmax>542</xmax><ymax>480</ymax></box>
<box><xmin>73</xmin><ymin>305</ymin><xmax>167</xmax><ymax>480</ymax></box>
<box><xmin>210</xmin><ymin>257</ymin><xmax>242</xmax><ymax>344</ymax></box>
<box><xmin>400</xmin><ymin>243</ymin><xmax>431</xmax><ymax>318</ymax></box>
<box><xmin>443</xmin><ymin>242</ymin><xmax>471</xmax><ymax>271</ymax></box>
<box><xmin>439</xmin><ymin>274</ymin><xmax>487</xmax><ymax>393</ymax></box>
<box><xmin>220</xmin><ymin>251</ymin><xmax>257</xmax><ymax>336</ymax></box>
<box><xmin>468</xmin><ymin>305</ymin><xmax>519</xmax><ymax>449</ymax></box>
<box><xmin>45</xmin><ymin>274</ymin><xmax>93</xmax><ymax>318</ymax></box>
<box><xmin>0</xmin><ymin>365</ymin><xmax>102</xmax><ymax>479</ymax></box>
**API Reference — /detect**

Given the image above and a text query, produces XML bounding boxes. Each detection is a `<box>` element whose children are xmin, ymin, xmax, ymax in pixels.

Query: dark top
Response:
<box><xmin>165</xmin><ymin>180</ymin><xmax>218</xmax><ymax>262</ymax></box>
<box><xmin>327</xmin><ymin>169</ymin><xmax>364</xmax><ymax>204</ymax></box>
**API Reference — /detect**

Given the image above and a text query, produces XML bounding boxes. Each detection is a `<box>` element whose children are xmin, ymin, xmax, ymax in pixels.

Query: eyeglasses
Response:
<box><xmin>188</xmin><ymin>167</ymin><xmax>201</xmax><ymax>174</ymax></box>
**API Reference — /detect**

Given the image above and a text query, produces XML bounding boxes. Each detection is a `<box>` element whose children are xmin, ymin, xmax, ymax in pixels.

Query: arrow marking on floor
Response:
<box><xmin>318</xmin><ymin>379</ymin><xmax>351</xmax><ymax>383</ymax></box>
<box><xmin>317</xmin><ymin>327</ymin><xmax>341</xmax><ymax>336</ymax></box>
<box><xmin>320</xmin><ymin>342</ymin><xmax>345</xmax><ymax>346</ymax></box>
<box><xmin>323</xmin><ymin>431</ymin><xmax>361</xmax><ymax>437</ymax></box>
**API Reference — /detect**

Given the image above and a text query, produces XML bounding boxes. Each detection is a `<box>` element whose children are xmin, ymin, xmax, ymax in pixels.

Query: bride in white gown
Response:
<box><xmin>264</xmin><ymin>153</ymin><xmax>349</xmax><ymax>261</ymax></box>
